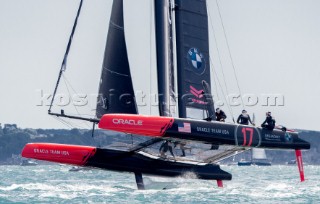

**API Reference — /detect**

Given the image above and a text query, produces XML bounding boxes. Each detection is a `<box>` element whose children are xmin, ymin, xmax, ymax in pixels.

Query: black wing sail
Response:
<box><xmin>96</xmin><ymin>0</ymin><xmax>137</xmax><ymax>118</ymax></box>
<box><xmin>174</xmin><ymin>0</ymin><xmax>244</xmax><ymax>162</ymax></box>
<box><xmin>97</xmin><ymin>0</ymin><xmax>162</xmax><ymax>151</ymax></box>
<box><xmin>175</xmin><ymin>0</ymin><xmax>212</xmax><ymax>119</ymax></box>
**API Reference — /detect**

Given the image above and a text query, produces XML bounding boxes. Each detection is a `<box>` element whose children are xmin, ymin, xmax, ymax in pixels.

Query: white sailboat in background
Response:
<box><xmin>238</xmin><ymin>148</ymin><xmax>271</xmax><ymax>166</ymax></box>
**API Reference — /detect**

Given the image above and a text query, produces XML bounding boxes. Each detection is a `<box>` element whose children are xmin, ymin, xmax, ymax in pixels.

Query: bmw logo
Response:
<box><xmin>188</xmin><ymin>48</ymin><xmax>205</xmax><ymax>73</ymax></box>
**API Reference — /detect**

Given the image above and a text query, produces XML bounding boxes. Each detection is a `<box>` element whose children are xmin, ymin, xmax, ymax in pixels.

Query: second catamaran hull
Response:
<box><xmin>98</xmin><ymin>114</ymin><xmax>310</xmax><ymax>150</ymax></box>
<box><xmin>21</xmin><ymin>143</ymin><xmax>231</xmax><ymax>181</ymax></box>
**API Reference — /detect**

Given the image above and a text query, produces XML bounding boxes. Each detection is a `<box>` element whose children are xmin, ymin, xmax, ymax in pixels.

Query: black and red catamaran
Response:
<box><xmin>22</xmin><ymin>0</ymin><xmax>310</xmax><ymax>189</ymax></box>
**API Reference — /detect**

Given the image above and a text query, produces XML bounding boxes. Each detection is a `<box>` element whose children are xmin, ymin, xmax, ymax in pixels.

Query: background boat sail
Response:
<box><xmin>22</xmin><ymin>0</ymin><xmax>310</xmax><ymax>189</ymax></box>
<box><xmin>238</xmin><ymin>148</ymin><xmax>271</xmax><ymax>166</ymax></box>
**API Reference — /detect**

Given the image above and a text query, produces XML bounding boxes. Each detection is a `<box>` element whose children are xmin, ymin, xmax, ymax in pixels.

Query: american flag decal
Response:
<box><xmin>178</xmin><ymin>123</ymin><xmax>191</xmax><ymax>133</ymax></box>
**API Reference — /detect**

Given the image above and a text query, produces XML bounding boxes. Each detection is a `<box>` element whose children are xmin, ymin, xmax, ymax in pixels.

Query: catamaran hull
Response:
<box><xmin>21</xmin><ymin>143</ymin><xmax>231</xmax><ymax>180</ymax></box>
<box><xmin>99</xmin><ymin>114</ymin><xmax>310</xmax><ymax>150</ymax></box>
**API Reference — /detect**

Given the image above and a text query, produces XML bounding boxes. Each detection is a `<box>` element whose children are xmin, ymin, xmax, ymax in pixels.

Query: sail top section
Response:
<box><xmin>96</xmin><ymin>0</ymin><xmax>137</xmax><ymax>118</ymax></box>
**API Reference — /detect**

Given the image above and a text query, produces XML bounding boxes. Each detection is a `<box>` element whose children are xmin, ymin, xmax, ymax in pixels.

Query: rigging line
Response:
<box><xmin>55</xmin><ymin>117</ymin><xmax>72</xmax><ymax>129</ymax></box>
<box><xmin>62</xmin><ymin>74</ymin><xmax>80</xmax><ymax>97</ymax></box>
<box><xmin>209</xmin><ymin>58</ymin><xmax>235</xmax><ymax>121</ymax></box>
<box><xmin>215</xmin><ymin>0</ymin><xmax>245</xmax><ymax>109</ymax></box>
<box><xmin>62</xmin><ymin>119</ymin><xmax>85</xmax><ymax>129</ymax></box>
<box><xmin>62</xmin><ymin>76</ymin><xmax>91</xmax><ymax>129</ymax></box>
<box><xmin>62</xmin><ymin>75</ymin><xmax>96</xmax><ymax>118</ymax></box>
<box><xmin>209</xmin><ymin>58</ymin><xmax>230</xmax><ymax>109</ymax></box>
<box><xmin>62</xmin><ymin>77</ymin><xmax>80</xmax><ymax>116</ymax></box>
<box><xmin>62</xmin><ymin>74</ymin><xmax>92</xmax><ymax>117</ymax></box>
<box><xmin>149</xmin><ymin>0</ymin><xmax>153</xmax><ymax>115</ymax></box>
<box><xmin>59</xmin><ymin>116</ymin><xmax>88</xmax><ymax>129</ymax></box>
<box><xmin>210</xmin><ymin>59</ymin><xmax>220</xmax><ymax>101</ymax></box>
<box><xmin>53</xmin><ymin>114</ymin><xmax>82</xmax><ymax>129</ymax></box>
<box><xmin>211</xmin><ymin>59</ymin><xmax>234</xmax><ymax>119</ymax></box>
<box><xmin>48</xmin><ymin>0</ymin><xmax>84</xmax><ymax>113</ymax></box>
<box><xmin>51</xmin><ymin>115</ymin><xmax>73</xmax><ymax>129</ymax></box>
<box><xmin>207</xmin><ymin>10</ymin><xmax>229</xmax><ymax>102</ymax></box>
<box><xmin>72</xmin><ymin>113</ymin><xmax>97</xmax><ymax>117</ymax></box>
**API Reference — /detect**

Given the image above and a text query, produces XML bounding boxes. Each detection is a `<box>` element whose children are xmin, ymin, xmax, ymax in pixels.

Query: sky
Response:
<box><xmin>0</xmin><ymin>0</ymin><xmax>319</xmax><ymax>131</ymax></box>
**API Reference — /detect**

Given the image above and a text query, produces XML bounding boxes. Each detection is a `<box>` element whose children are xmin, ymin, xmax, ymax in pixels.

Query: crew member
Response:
<box><xmin>237</xmin><ymin>110</ymin><xmax>254</xmax><ymax>125</ymax></box>
<box><xmin>261</xmin><ymin>112</ymin><xmax>275</xmax><ymax>130</ymax></box>
<box><xmin>215</xmin><ymin>108</ymin><xmax>227</xmax><ymax>122</ymax></box>
<box><xmin>174</xmin><ymin>141</ymin><xmax>187</xmax><ymax>157</ymax></box>
<box><xmin>159</xmin><ymin>140</ymin><xmax>175</xmax><ymax>158</ymax></box>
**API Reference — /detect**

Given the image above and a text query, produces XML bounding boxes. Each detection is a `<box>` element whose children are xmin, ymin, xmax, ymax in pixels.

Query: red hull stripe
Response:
<box><xmin>99</xmin><ymin>114</ymin><xmax>174</xmax><ymax>137</ymax></box>
<box><xmin>21</xmin><ymin>143</ymin><xmax>96</xmax><ymax>166</ymax></box>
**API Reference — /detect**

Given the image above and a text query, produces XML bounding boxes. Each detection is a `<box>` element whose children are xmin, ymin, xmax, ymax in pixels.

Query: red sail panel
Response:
<box><xmin>98</xmin><ymin>114</ymin><xmax>174</xmax><ymax>137</ymax></box>
<box><xmin>21</xmin><ymin>143</ymin><xmax>96</xmax><ymax>166</ymax></box>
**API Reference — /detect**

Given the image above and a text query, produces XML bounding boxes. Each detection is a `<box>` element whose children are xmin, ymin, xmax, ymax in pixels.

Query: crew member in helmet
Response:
<box><xmin>237</xmin><ymin>110</ymin><xmax>254</xmax><ymax>125</ymax></box>
<box><xmin>215</xmin><ymin>108</ymin><xmax>227</xmax><ymax>122</ymax></box>
<box><xmin>261</xmin><ymin>111</ymin><xmax>275</xmax><ymax>130</ymax></box>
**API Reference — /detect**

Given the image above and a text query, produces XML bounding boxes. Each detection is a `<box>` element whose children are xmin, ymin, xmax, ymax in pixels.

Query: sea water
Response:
<box><xmin>0</xmin><ymin>165</ymin><xmax>319</xmax><ymax>203</ymax></box>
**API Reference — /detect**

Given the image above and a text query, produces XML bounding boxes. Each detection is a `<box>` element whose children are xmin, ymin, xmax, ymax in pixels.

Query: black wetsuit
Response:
<box><xmin>261</xmin><ymin>116</ymin><xmax>275</xmax><ymax>130</ymax></box>
<box><xmin>159</xmin><ymin>141</ymin><xmax>174</xmax><ymax>157</ymax></box>
<box><xmin>237</xmin><ymin>114</ymin><xmax>253</xmax><ymax>125</ymax></box>
<box><xmin>216</xmin><ymin>110</ymin><xmax>227</xmax><ymax>122</ymax></box>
